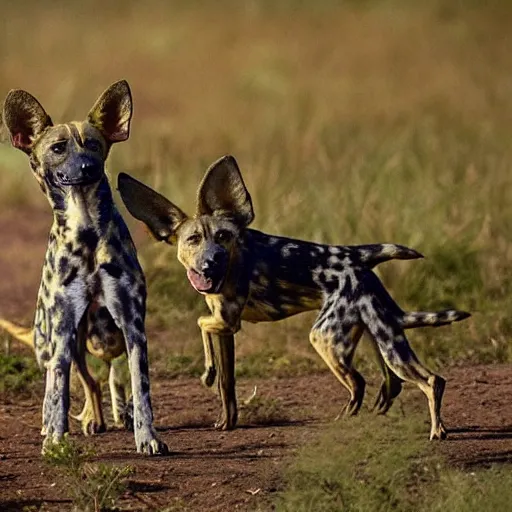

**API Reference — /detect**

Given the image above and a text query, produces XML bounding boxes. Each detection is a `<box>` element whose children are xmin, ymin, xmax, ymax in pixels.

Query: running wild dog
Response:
<box><xmin>118</xmin><ymin>155</ymin><xmax>470</xmax><ymax>440</ymax></box>
<box><xmin>1</xmin><ymin>80</ymin><xmax>167</xmax><ymax>455</ymax></box>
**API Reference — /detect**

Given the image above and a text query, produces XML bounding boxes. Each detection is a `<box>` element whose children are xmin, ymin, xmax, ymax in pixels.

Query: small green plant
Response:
<box><xmin>43</xmin><ymin>436</ymin><xmax>133</xmax><ymax>512</ymax></box>
<box><xmin>0</xmin><ymin>353</ymin><xmax>41</xmax><ymax>394</ymax></box>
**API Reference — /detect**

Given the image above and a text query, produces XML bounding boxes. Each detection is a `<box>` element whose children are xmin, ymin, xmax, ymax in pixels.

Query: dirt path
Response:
<box><xmin>1</xmin><ymin>367</ymin><xmax>512</xmax><ymax>511</ymax></box>
<box><xmin>1</xmin><ymin>209</ymin><xmax>512</xmax><ymax>511</ymax></box>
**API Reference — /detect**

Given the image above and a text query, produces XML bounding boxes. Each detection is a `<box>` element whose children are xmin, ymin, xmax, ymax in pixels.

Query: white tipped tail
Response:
<box><xmin>400</xmin><ymin>310</ymin><xmax>471</xmax><ymax>329</ymax></box>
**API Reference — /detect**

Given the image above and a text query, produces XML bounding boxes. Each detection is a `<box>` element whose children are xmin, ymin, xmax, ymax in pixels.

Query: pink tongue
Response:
<box><xmin>187</xmin><ymin>269</ymin><xmax>212</xmax><ymax>292</ymax></box>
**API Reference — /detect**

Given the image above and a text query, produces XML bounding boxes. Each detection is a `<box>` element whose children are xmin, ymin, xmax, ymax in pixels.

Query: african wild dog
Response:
<box><xmin>1</xmin><ymin>80</ymin><xmax>167</xmax><ymax>455</ymax></box>
<box><xmin>118</xmin><ymin>155</ymin><xmax>470</xmax><ymax>440</ymax></box>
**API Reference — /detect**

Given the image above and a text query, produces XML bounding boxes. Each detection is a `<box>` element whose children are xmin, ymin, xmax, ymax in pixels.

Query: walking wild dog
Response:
<box><xmin>118</xmin><ymin>155</ymin><xmax>470</xmax><ymax>441</ymax></box>
<box><xmin>1</xmin><ymin>80</ymin><xmax>167</xmax><ymax>455</ymax></box>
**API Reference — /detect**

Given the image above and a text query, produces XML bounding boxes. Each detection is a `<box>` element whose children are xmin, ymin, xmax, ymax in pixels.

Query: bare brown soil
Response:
<box><xmin>0</xmin><ymin>209</ymin><xmax>512</xmax><ymax>511</ymax></box>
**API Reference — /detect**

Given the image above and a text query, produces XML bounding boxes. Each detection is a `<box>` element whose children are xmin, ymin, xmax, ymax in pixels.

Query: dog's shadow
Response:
<box><xmin>446</xmin><ymin>425</ymin><xmax>512</xmax><ymax>466</ymax></box>
<box><xmin>448</xmin><ymin>424</ymin><xmax>512</xmax><ymax>441</ymax></box>
<box><xmin>156</xmin><ymin>417</ymin><xmax>311</xmax><ymax>432</ymax></box>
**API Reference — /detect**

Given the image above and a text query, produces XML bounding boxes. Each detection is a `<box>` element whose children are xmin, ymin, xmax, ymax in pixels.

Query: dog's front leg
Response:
<box><xmin>42</xmin><ymin>332</ymin><xmax>73</xmax><ymax>452</ymax></box>
<box><xmin>199</xmin><ymin>293</ymin><xmax>244</xmax><ymax>387</ymax></box>
<box><xmin>38</xmin><ymin>286</ymin><xmax>88</xmax><ymax>453</ymax></box>
<box><xmin>100</xmin><ymin>271</ymin><xmax>168</xmax><ymax>455</ymax></box>
<box><xmin>211</xmin><ymin>333</ymin><xmax>237</xmax><ymax>430</ymax></box>
<box><xmin>200</xmin><ymin>329</ymin><xmax>216</xmax><ymax>388</ymax></box>
<box><xmin>198</xmin><ymin>314</ymin><xmax>239</xmax><ymax>430</ymax></box>
<box><xmin>42</xmin><ymin>319</ymin><xmax>84</xmax><ymax>451</ymax></box>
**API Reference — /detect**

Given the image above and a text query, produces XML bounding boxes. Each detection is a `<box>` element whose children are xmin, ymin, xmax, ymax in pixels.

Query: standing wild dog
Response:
<box><xmin>118</xmin><ymin>155</ymin><xmax>470</xmax><ymax>441</ymax></box>
<box><xmin>1</xmin><ymin>80</ymin><xmax>167</xmax><ymax>455</ymax></box>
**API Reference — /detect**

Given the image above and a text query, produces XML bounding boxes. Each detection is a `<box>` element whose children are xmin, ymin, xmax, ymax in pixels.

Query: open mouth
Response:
<box><xmin>186</xmin><ymin>268</ymin><xmax>223</xmax><ymax>294</ymax></box>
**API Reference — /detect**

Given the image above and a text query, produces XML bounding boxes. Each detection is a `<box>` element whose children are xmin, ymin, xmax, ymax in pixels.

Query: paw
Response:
<box><xmin>201</xmin><ymin>366</ymin><xmax>217</xmax><ymax>388</ymax></box>
<box><xmin>138</xmin><ymin>438</ymin><xmax>169</xmax><ymax>456</ymax></box>
<box><xmin>135</xmin><ymin>427</ymin><xmax>169</xmax><ymax>456</ymax></box>
<box><xmin>430</xmin><ymin>423</ymin><xmax>447</xmax><ymax>441</ymax></box>
<box><xmin>74</xmin><ymin>409</ymin><xmax>106</xmax><ymax>436</ymax></box>
<box><xmin>372</xmin><ymin>390</ymin><xmax>393</xmax><ymax>415</ymax></box>
<box><xmin>82</xmin><ymin>419</ymin><xmax>107</xmax><ymax>436</ymax></box>
<box><xmin>214</xmin><ymin>410</ymin><xmax>237</xmax><ymax>431</ymax></box>
<box><xmin>41</xmin><ymin>432</ymin><xmax>63</xmax><ymax>455</ymax></box>
<box><xmin>214</xmin><ymin>418</ymin><xmax>234</xmax><ymax>431</ymax></box>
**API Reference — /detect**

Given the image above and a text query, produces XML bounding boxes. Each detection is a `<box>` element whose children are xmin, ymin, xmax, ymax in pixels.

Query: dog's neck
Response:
<box><xmin>220</xmin><ymin>243</ymin><xmax>249</xmax><ymax>299</ymax></box>
<box><xmin>51</xmin><ymin>176</ymin><xmax>117</xmax><ymax>240</ymax></box>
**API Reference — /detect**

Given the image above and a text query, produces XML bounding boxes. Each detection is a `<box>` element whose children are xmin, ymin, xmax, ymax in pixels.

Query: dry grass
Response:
<box><xmin>3</xmin><ymin>2</ymin><xmax>512</xmax><ymax>509</ymax></box>
<box><xmin>2</xmin><ymin>0</ymin><xmax>512</xmax><ymax>371</ymax></box>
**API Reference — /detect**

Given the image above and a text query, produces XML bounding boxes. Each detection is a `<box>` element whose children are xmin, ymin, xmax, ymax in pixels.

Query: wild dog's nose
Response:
<box><xmin>201</xmin><ymin>252</ymin><xmax>226</xmax><ymax>278</ymax></box>
<box><xmin>201</xmin><ymin>260</ymin><xmax>214</xmax><ymax>272</ymax></box>
<box><xmin>81</xmin><ymin>161</ymin><xmax>100</xmax><ymax>177</ymax></box>
<box><xmin>201</xmin><ymin>258</ymin><xmax>221</xmax><ymax>278</ymax></box>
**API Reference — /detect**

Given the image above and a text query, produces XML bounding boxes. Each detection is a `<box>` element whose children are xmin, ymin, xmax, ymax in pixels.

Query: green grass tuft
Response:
<box><xmin>275</xmin><ymin>413</ymin><xmax>512</xmax><ymax>512</ymax></box>
<box><xmin>0</xmin><ymin>353</ymin><xmax>41</xmax><ymax>394</ymax></box>
<box><xmin>44</xmin><ymin>436</ymin><xmax>133</xmax><ymax>512</ymax></box>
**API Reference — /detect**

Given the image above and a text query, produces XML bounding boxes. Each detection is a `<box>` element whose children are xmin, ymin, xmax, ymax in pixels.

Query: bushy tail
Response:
<box><xmin>347</xmin><ymin>243</ymin><xmax>423</xmax><ymax>269</ymax></box>
<box><xmin>400</xmin><ymin>310</ymin><xmax>471</xmax><ymax>329</ymax></box>
<box><xmin>0</xmin><ymin>319</ymin><xmax>34</xmax><ymax>350</ymax></box>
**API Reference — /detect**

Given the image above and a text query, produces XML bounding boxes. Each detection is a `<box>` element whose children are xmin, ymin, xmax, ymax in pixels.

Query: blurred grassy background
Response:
<box><xmin>1</xmin><ymin>0</ymin><xmax>512</xmax><ymax>376</ymax></box>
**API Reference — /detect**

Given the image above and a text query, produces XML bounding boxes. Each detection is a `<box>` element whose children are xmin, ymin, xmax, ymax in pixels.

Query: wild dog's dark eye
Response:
<box><xmin>84</xmin><ymin>139</ymin><xmax>101</xmax><ymax>152</ymax></box>
<box><xmin>51</xmin><ymin>141</ymin><xmax>67</xmax><ymax>154</ymax></box>
<box><xmin>186</xmin><ymin>233</ymin><xmax>202</xmax><ymax>245</ymax></box>
<box><xmin>216</xmin><ymin>230</ymin><xmax>233</xmax><ymax>243</ymax></box>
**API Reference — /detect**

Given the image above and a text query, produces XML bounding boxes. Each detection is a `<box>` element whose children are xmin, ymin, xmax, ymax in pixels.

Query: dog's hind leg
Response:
<box><xmin>310</xmin><ymin>304</ymin><xmax>366</xmax><ymax>417</ymax></box>
<box><xmin>360</xmin><ymin>302</ymin><xmax>446</xmax><ymax>440</ymax></box>
<box><xmin>369</xmin><ymin>340</ymin><xmax>404</xmax><ymax>415</ymax></box>
<box><xmin>72</xmin><ymin>317</ymin><xmax>106</xmax><ymax>435</ymax></box>
<box><xmin>108</xmin><ymin>360</ymin><xmax>129</xmax><ymax>429</ymax></box>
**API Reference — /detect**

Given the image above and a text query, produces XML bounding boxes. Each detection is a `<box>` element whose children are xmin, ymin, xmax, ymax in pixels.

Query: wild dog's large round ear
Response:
<box><xmin>2</xmin><ymin>90</ymin><xmax>53</xmax><ymax>154</ymax></box>
<box><xmin>196</xmin><ymin>155</ymin><xmax>255</xmax><ymax>227</ymax></box>
<box><xmin>117</xmin><ymin>172</ymin><xmax>188</xmax><ymax>243</ymax></box>
<box><xmin>87</xmin><ymin>80</ymin><xmax>132</xmax><ymax>143</ymax></box>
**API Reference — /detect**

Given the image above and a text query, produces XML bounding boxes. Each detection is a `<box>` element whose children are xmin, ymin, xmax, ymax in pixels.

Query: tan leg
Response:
<box><xmin>200</xmin><ymin>329</ymin><xmax>216</xmax><ymax>388</ymax></box>
<box><xmin>380</xmin><ymin>344</ymin><xmax>446</xmax><ymax>440</ymax></box>
<box><xmin>412</xmin><ymin>371</ymin><xmax>446</xmax><ymax>440</ymax></box>
<box><xmin>73</xmin><ymin>366</ymin><xmax>105</xmax><ymax>435</ymax></box>
<box><xmin>309</xmin><ymin>325</ymin><xmax>366</xmax><ymax>417</ymax></box>
<box><xmin>361</xmin><ymin>304</ymin><xmax>447</xmax><ymax>440</ymax></box>
<box><xmin>211</xmin><ymin>333</ymin><xmax>237</xmax><ymax>430</ymax></box>
<box><xmin>73</xmin><ymin>325</ymin><xmax>106</xmax><ymax>435</ymax></box>
<box><xmin>369</xmin><ymin>339</ymin><xmax>404</xmax><ymax>415</ymax></box>
<box><xmin>108</xmin><ymin>362</ymin><xmax>127</xmax><ymax>428</ymax></box>
<box><xmin>197</xmin><ymin>309</ymin><xmax>239</xmax><ymax>431</ymax></box>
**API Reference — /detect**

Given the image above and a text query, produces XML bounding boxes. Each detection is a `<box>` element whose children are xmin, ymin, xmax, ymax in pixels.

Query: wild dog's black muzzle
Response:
<box><xmin>55</xmin><ymin>157</ymin><xmax>103</xmax><ymax>186</ymax></box>
<box><xmin>188</xmin><ymin>250</ymin><xmax>229</xmax><ymax>294</ymax></box>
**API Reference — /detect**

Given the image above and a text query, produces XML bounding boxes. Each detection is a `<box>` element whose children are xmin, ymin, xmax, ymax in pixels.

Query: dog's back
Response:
<box><xmin>240</xmin><ymin>229</ymin><xmax>421</xmax><ymax>323</ymax></box>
